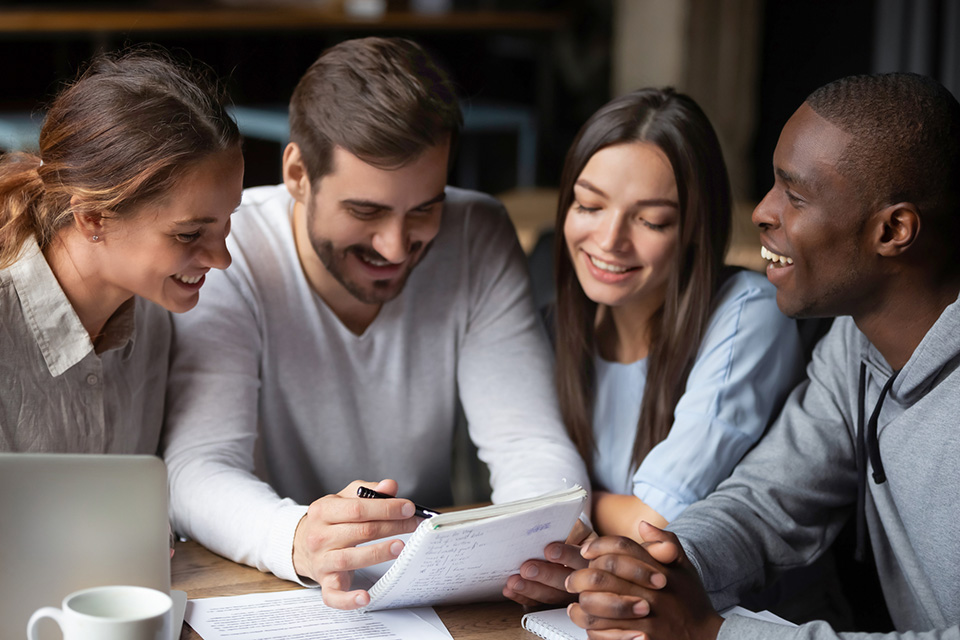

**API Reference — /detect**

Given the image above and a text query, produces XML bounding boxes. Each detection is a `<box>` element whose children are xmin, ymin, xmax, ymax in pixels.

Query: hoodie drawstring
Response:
<box><xmin>855</xmin><ymin>362</ymin><xmax>900</xmax><ymax>562</ymax></box>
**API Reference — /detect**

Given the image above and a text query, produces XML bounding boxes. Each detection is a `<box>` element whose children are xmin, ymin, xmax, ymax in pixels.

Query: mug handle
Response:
<box><xmin>27</xmin><ymin>606</ymin><xmax>63</xmax><ymax>640</ymax></box>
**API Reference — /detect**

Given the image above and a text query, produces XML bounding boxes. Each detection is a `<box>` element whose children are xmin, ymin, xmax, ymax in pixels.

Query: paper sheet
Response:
<box><xmin>185</xmin><ymin>589</ymin><xmax>452</xmax><ymax>640</ymax></box>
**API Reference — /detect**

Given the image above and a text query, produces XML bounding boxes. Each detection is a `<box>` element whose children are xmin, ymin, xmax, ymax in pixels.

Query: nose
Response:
<box><xmin>371</xmin><ymin>216</ymin><xmax>409</xmax><ymax>264</ymax></box>
<box><xmin>752</xmin><ymin>188</ymin><xmax>780</xmax><ymax>231</ymax></box>
<box><xmin>597</xmin><ymin>210</ymin><xmax>630</xmax><ymax>253</ymax></box>
<box><xmin>203</xmin><ymin>232</ymin><xmax>232</xmax><ymax>271</ymax></box>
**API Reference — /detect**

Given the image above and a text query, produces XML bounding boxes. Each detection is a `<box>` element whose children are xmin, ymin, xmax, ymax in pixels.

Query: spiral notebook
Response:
<box><xmin>358</xmin><ymin>485</ymin><xmax>587</xmax><ymax>611</ymax></box>
<box><xmin>521</xmin><ymin>605</ymin><xmax>797</xmax><ymax>639</ymax></box>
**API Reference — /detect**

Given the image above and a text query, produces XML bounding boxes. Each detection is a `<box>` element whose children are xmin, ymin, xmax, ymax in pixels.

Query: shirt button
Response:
<box><xmin>86</xmin><ymin>374</ymin><xmax>98</xmax><ymax>386</ymax></box>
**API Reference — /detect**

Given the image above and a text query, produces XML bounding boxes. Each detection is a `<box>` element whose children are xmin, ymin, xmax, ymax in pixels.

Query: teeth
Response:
<box><xmin>174</xmin><ymin>273</ymin><xmax>202</xmax><ymax>284</ymax></box>
<box><xmin>760</xmin><ymin>246</ymin><xmax>794</xmax><ymax>265</ymax></box>
<box><xmin>361</xmin><ymin>255</ymin><xmax>391</xmax><ymax>267</ymax></box>
<box><xmin>589</xmin><ymin>255</ymin><xmax>630</xmax><ymax>273</ymax></box>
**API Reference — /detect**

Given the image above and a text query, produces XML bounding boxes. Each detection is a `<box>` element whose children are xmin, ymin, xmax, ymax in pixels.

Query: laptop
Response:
<box><xmin>0</xmin><ymin>453</ymin><xmax>185</xmax><ymax>640</ymax></box>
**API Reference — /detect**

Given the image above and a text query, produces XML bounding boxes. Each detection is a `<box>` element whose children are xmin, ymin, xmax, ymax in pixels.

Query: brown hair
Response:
<box><xmin>288</xmin><ymin>37</ymin><xmax>462</xmax><ymax>184</ymax></box>
<box><xmin>0</xmin><ymin>46</ymin><xmax>240</xmax><ymax>269</ymax></box>
<box><xmin>554</xmin><ymin>88</ymin><xmax>731</xmax><ymax>475</ymax></box>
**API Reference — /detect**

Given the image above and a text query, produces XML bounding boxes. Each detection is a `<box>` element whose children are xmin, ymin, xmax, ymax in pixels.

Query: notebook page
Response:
<box><xmin>521</xmin><ymin>605</ymin><xmax>797</xmax><ymax>640</ymax></box>
<box><xmin>363</xmin><ymin>494</ymin><xmax>585</xmax><ymax>610</ymax></box>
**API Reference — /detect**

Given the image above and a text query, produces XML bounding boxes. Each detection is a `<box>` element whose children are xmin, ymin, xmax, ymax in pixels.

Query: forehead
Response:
<box><xmin>579</xmin><ymin>142</ymin><xmax>678</xmax><ymax>196</ymax></box>
<box><xmin>774</xmin><ymin>104</ymin><xmax>852</xmax><ymax>189</ymax></box>
<box><xmin>318</xmin><ymin>144</ymin><xmax>449</xmax><ymax>199</ymax></box>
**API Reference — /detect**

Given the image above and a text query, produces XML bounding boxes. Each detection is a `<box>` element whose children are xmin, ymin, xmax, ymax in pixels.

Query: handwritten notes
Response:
<box><xmin>361</xmin><ymin>486</ymin><xmax>587</xmax><ymax>611</ymax></box>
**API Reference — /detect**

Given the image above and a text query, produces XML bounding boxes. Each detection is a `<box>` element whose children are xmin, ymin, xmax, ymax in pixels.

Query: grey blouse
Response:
<box><xmin>0</xmin><ymin>238</ymin><xmax>171</xmax><ymax>453</ymax></box>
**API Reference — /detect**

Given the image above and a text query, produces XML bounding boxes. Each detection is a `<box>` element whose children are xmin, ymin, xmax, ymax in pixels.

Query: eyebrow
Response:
<box><xmin>341</xmin><ymin>191</ymin><xmax>447</xmax><ymax>212</ymax></box>
<box><xmin>574</xmin><ymin>178</ymin><xmax>678</xmax><ymax>209</ymax></box>
<box><xmin>173</xmin><ymin>216</ymin><xmax>218</xmax><ymax>226</ymax></box>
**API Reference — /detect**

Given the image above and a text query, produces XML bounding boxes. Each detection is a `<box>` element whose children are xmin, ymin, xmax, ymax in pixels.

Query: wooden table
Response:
<box><xmin>171</xmin><ymin>540</ymin><xmax>538</xmax><ymax>639</ymax></box>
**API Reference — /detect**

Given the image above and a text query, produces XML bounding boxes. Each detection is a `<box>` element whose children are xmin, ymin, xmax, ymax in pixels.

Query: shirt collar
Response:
<box><xmin>8</xmin><ymin>237</ymin><xmax>136</xmax><ymax>377</ymax></box>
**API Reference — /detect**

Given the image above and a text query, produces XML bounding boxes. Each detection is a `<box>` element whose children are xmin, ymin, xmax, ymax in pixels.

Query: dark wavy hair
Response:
<box><xmin>554</xmin><ymin>87</ymin><xmax>732</xmax><ymax>474</ymax></box>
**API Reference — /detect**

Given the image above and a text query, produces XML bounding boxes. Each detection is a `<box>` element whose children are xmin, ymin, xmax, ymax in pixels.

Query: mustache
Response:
<box><xmin>348</xmin><ymin>241</ymin><xmax>424</xmax><ymax>263</ymax></box>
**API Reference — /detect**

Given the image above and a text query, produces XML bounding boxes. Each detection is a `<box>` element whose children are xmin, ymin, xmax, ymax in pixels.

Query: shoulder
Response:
<box><xmin>230</xmin><ymin>184</ymin><xmax>294</xmax><ymax>238</ymax></box>
<box><xmin>706</xmin><ymin>269</ymin><xmax>785</xmax><ymax>330</ymax></box>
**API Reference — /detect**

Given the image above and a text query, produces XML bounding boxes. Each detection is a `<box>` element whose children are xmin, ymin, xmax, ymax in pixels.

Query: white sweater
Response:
<box><xmin>162</xmin><ymin>184</ymin><xmax>589</xmax><ymax>583</ymax></box>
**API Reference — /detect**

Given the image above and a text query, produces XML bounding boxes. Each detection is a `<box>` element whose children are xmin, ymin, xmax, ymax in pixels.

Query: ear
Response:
<box><xmin>874</xmin><ymin>202</ymin><xmax>920</xmax><ymax>257</ymax></box>
<box><xmin>282</xmin><ymin>143</ymin><xmax>312</xmax><ymax>204</ymax></box>
<box><xmin>70</xmin><ymin>196</ymin><xmax>104</xmax><ymax>242</ymax></box>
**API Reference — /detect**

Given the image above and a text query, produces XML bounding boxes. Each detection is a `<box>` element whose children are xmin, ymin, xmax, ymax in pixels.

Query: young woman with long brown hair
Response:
<box><xmin>554</xmin><ymin>88</ymin><xmax>805</xmax><ymax>538</ymax></box>
<box><xmin>0</xmin><ymin>48</ymin><xmax>243</xmax><ymax>453</ymax></box>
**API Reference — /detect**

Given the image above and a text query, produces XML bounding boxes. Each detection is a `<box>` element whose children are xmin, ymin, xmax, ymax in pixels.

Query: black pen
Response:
<box><xmin>357</xmin><ymin>486</ymin><xmax>440</xmax><ymax>519</ymax></box>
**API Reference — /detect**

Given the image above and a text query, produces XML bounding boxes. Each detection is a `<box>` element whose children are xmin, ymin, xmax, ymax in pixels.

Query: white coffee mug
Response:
<box><xmin>27</xmin><ymin>585</ymin><xmax>172</xmax><ymax>640</ymax></box>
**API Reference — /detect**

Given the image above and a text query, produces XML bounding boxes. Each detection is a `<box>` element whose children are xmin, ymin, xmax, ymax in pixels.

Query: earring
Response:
<box><xmin>92</xmin><ymin>235</ymin><xmax>99</xmax><ymax>242</ymax></box>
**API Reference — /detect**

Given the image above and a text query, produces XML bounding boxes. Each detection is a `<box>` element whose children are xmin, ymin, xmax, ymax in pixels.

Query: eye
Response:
<box><xmin>176</xmin><ymin>231</ymin><xmax>201</xmax><ymax>243</ymax></box>
<box><xmin>641</xmin><ymin>219</ymin><xmax>669</xmax><ymax>232</ymax></box>
<box><xmin>573</xmin><ymin>201</ymin><xmax>600</xmax><ymax>214</ymax></box>
<box><xmin>785</xmin><ymin>190</ymin><xmax>804</xmax><ymax>207</ymax></box>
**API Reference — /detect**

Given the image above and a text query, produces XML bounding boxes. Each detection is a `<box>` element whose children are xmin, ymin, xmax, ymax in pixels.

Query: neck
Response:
<box><xmin>291</xmin><ymin>201</ymin><xmax>380</xmax><ymax>335</ymax></box>
<box><xmin>44</xmin><ymin>228</ymin><xmax>130</xmax><ymax>342</ymax></box>
<box><xmin>853</xmin><ymin>273</ymin><xmax>960</xmax><ymax>370</ymax></box>
<box><xmin>595</xmin><ymin>298</ymin><xmax>661</xmax><ymax>363</ymax></box>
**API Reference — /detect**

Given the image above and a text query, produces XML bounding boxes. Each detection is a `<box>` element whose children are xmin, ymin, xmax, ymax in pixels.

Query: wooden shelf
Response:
<box><xmin>0</xmin><ymin>8</ymin><xmax>567</xmax><ymax>34</ymax></box>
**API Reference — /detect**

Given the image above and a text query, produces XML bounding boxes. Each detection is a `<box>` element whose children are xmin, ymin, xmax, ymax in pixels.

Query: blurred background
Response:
<box><xmin>1</xmin><ymin>0</ymin><xmax>957</xmax><ymax>267</ymax></box>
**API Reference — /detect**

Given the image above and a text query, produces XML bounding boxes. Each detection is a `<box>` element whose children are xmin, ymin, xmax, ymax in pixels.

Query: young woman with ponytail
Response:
<box><xmin>0</xmin><ymin>47</ymin><xmax>243</xmax><ymax>453</ymax></box>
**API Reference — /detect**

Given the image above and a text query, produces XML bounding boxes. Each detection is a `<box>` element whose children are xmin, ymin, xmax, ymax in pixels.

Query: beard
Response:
<box><xmin>307</xmin><ymin>229</ymin><xmax>432</xmax><ymax>305</ymax></box>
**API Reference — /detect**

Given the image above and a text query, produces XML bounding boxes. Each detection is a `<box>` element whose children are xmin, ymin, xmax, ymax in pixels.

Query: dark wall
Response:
<box><xmin>752</xmin><ymin>0</ymin><xmax>875</xmax><ymax>200</ymax></box>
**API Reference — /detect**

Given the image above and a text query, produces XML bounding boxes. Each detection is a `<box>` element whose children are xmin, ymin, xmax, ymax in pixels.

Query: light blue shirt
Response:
<box><xmin>591</xmin><ymin>270</ymin><xmax>805</xmax><ymax>522</ymax></box>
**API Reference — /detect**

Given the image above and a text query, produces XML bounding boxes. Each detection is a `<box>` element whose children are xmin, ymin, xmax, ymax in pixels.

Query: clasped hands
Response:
<box><xmin>507</xmin><ymin>521</ymin><xmax>724</xmax><ymax>640</ymax></box>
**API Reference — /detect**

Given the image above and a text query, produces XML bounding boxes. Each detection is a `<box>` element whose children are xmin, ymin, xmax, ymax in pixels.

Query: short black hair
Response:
<box><xmin>806</xmin><ymin>73</ymin><xmax>960</xmax><ymax>228</ymax></box>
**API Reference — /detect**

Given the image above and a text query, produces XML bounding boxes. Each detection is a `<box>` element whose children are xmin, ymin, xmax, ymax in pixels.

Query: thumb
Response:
<box><xmin>639</xmin><ymin>521</ymin><xmax>681</xmax><ymax>564</ymax></box>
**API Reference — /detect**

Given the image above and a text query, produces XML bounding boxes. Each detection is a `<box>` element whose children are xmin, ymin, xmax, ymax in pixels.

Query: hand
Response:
<box><xmin>503</xmin><ymin>518</ymin><xmax>596</xmax><ymax>607</ymax></box>
<box><xmin>566</xmin><ymin>523</ymin><xmax>723</xmax><ymax>640</ymax></box>
<box><xmin>292</xmin><ymin>479</ymin><xmax>421</xmax><ymax>609</ymax></box>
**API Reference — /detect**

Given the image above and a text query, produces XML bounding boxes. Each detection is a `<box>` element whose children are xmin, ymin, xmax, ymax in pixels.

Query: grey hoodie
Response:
<box><xmin>670</xmin><ymin>292</ymin><xmax>960</xmax><ymax>639</ymax></box>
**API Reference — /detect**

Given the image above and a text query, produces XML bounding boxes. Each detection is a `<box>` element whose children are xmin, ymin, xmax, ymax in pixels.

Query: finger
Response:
<box><xmin>638</xmin><ymin>522</ymin><xmax>681</xmax><ymax>565</ymax></box>
<box><xmin>581</xmin><ymin>535</ymin><xmax>648</xmax><ymax>561</ymax></box>
<box><xmin>588</xmin><ymin>553</ymin><xmax>667</xmax><ymax>590</ymax></box>
<box><xmin>545</xmin><ymin>541</ymin><xmax>589</xmax><ymax>570</ymax></box>
<box><xmin>317</xmin><ymin>538</ymin><xmax>405</xmax><ymax>575</ymax></box>
<box><xmin>568</xmin><ymin>602</ymin><xmax>646</xmax><ymax>633</ymax></box>
<box><xmin>579</xmin><ymin>590</ymin><xmax>650</xmax><ymax>619</ymax></box>
<box><xmin>509</xmin><ymin>564</ymin><xmax>576</xmax><ymax>605</ymax></box>
<box><xmin>318</xmin><ymin>493</ymin><xmax>416</xmax><ymax>524</ymax></box>
<box><xmin>320</xmin><ymin>576</ymin><xmax>371</xmax><ymax>610</ymax></box>
<box><xmin>374</xmin><ymin>478</ymin><xmax>399</xmax><ymax>496</ymax></box>
<box><xmin>502</xmin><ymin>576</ymin><xmax>547</xmax><ymax>608</ymax></box>
<box><xmin>566</xmin><ymin>568</ymin><xmax>654</xmax><ymax>598</ymax></box>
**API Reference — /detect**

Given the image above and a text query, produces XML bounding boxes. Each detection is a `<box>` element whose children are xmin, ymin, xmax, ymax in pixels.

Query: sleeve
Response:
<box><xmin>162</xmin><ymin>264</ymin><xmax>309</xmax><ymax>585</ymax></box>
<box><xmin>454</xmin><ymin>197</ymin><xmax>591</xmax><ymax>507</ymax></box>
<box><xmin>669</xmin><ymin>320</ymin><xmax>860</xmax><ymax>611</ymax></box>
<box><xmin>631</xmin><ymin>278</ymin><xmax>805</xmax><ymax>521</ymax></box>
<box><xmin>719</xmin><ymin>614</ymin><xmax>960</xmax><ymax>639</ymax></box>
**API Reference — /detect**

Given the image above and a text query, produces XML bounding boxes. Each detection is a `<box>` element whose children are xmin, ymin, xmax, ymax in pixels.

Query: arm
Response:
<box><xmin>569</xmin><ymin>528</ymin><xmax>960</xmax><ymax>640</ymax></box>
<box><xmin>455</xmin><ymin>196</ymin><xmax>590</xmax><ymax>504</ymax></box>
<box><xmin>592</xmin><ymin>491</ymin><xmax>668</xmax><ymax>540</ymax></box>
<box><xmin>163</xmin><ymin>263</ymin><xmax>418</xmax><ymax>607</ymax></box>
<box><xmin>451</xmin><ymin>195</ymin><xmax>590</xmax><ymax>606</ymax></box>
<box><xmin>626</xmin><ymin>275</ymin><xmax>806</xmax><ymax>523</ymax></box>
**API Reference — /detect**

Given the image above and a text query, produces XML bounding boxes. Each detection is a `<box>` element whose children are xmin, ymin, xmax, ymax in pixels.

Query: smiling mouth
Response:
<box><xmin>588</xmin><ymin>254</ymin><xmax>637</xmax><ymax>274</ymax></box>
<box><xmin>173</xmin><ymin>273</ymin><xmax>203</xmax><ymax>284</ymax></box>
<box><xmin>760</xmin><ymin>246</ymin><xmax>794</xmax><ymax>267</ymax></box>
